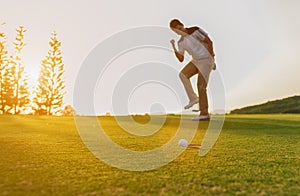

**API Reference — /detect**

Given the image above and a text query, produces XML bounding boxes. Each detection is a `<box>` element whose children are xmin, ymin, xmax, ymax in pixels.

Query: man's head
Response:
<box><xmin>169</xmin><ymin>19</ymin><xmax>187</xmax><ymax>36</ymax></box>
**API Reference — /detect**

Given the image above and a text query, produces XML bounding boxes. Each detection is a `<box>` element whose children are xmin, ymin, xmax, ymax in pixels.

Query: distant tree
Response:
<box><xmin>0</xmin><ymin>28</ymin><xmax>10</xmax><ymax>114</ymax></box>
<box><xmin>1</xmin><ymin>61</ymin><xmax>15</xmax><ymax>114</ymax></box>
<box><xmin>62</xmin><ymin>105</ymin><xmax>76</xmax><ymax>116</ymax></box>
<box><xmin>0</xmin><ymin>26</ymin><xmax>30</xmax><ymax>114</ymax></box>
<box><xmin>11</xmin><ymin>26</ymin><xmax>30</xmax><ymax>114</ymax></box>
<box><xmin>33</xmin><ymin>32</ymin><xmax>65</xmax><ymax>115</ymax></box>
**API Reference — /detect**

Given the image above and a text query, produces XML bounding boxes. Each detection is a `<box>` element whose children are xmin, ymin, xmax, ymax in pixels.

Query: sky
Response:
<box><xmin>1</xmin><ymin>0</ymin><xmax>300</xmax><ymax>115</ymax></box>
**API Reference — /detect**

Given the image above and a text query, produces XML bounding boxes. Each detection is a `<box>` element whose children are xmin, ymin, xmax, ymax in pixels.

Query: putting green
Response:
<box><xmin>0</xmin><ymin>114</ymin><xmax>299</xmax><ymax>195</ymax></box>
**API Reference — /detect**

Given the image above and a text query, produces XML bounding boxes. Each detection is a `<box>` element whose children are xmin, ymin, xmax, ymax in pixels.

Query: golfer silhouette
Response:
<box><xmin>170</xmin><ymin>19</ymin><xmax>216</xmax><ymax>121</ymax></box>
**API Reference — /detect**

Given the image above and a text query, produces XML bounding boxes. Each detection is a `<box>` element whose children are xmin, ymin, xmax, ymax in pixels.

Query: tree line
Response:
<box><xmin>0</xmin><ymin>25</ymin><xmax>65</xmax><ymax>115</ymax></box>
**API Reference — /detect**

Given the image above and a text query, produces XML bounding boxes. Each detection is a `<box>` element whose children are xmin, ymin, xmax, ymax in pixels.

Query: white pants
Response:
<box><xmin>179</xmin><ymin>57</ymin><xmax>214</xmax><ymax>114</ymax></box>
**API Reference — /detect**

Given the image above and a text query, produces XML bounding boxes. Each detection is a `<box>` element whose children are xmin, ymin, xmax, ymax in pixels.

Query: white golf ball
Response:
<box><xmin>178</xmin><ymin>139</ymin><xmax>188</xmax><ymax>147</ymax></box>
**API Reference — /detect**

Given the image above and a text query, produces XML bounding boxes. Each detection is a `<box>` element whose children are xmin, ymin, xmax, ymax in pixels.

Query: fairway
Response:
<box><xmin>0</xmin><ymin>115</ymin><xmax>299</xmax><ymax>195</ymax></box>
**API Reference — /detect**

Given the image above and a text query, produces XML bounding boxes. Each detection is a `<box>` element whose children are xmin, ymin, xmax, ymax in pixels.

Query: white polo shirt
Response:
<box><xmin>177</xmin><ymin>27</ymin><xmax>210</xmax><ymax>61</ymax></box>
<box><xmin>177</xmin><ymin>27</ymin><xmax>214</xmax><ymax>80</ymax></box>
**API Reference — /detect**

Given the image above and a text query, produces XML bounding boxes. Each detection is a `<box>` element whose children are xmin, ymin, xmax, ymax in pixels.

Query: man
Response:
<box><xmin>169</xmin><ymin>19</ymin><xmax>215</xmax><ymax>121</ymax></box>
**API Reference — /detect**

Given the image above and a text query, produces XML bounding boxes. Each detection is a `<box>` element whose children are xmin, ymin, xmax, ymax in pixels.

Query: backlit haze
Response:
<box><xmin>1</xmin><ymin>0</ymin><xmax>300</xmax><ymax>115</ymax></box>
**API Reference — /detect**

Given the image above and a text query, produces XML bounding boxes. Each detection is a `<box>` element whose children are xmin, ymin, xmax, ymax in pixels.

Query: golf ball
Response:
<box><xmin>178</xmin><ymin>139</ymin><xmax>188</xmax><ymax>147</ymax></box>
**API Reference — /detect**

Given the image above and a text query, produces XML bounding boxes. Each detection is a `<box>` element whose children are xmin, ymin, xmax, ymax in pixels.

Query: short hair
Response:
<box><xmin>169</xmin><ymin>19</ymin><xmax>183</xmax><ymax>29</ymax></box>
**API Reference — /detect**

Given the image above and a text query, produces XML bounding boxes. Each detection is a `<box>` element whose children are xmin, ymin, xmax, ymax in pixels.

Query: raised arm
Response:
<box><xmin>170</xmin><ymin>39</ymin><xmax>184</xmax><ymax>62</ymax></box>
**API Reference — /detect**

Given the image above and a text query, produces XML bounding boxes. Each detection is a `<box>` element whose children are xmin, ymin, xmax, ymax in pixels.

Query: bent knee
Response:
<box><xmin>179</xmin><ymin>72</ymin><xmax>187</xmax><ymax>79</ymax></box>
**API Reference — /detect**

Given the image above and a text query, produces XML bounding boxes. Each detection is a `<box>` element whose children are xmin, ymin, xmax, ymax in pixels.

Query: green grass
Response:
<box><xmin>0</xmin><ymin>114</ymin><xmax>300</xmax><ymax>195</ymax></box>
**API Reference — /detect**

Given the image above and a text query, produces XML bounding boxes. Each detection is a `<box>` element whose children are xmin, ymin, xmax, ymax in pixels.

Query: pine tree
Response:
<box><xmin>1</xmin><ymin>64</ymin><xmax>15</xmax><ymax>114</ymax></box>
<box><xmin>0</xmin><ymin>25</ymin><xmax>30</xmax><ymax>114</ymax></box>
<box><xmin>0</xmin><ymin>29</ymin><xmax>9</xmax><ymax>114</ymax></box>
<box><xmin>10</xmin><ymin>26</ymin><xmax>30</xmax><ymax>114</ymax></box>
<box><xmin>33</xmin><ymin>32</ymin><xmax>65</xmax><ymax>115</ymax></box>
<box><xmin>0</xmin><ymin>24</ymin><xmax>15</xmax><ymax>114</ymax></box>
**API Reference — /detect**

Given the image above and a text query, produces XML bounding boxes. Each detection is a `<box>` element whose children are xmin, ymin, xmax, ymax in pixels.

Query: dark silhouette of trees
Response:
<box><xmin>11</xmin><ymin>26</ymin><xmax>30</xmax><ymax>114</ymax></box>
<box><xmin>1</xmin><ymin>24</ymin><xmax>67</xmax><ymax>116</ymax></box>
<box><xmin>0</xmin><ymin>28</ymin><xmax>9</xmax><ymax>114</ymax></box>
<box><xmin>0</xmin><ymin>26</ymin><xmax>29</xmax><ymax>114</ymax></box>
<box><xmin>33</xmin><ymin>32</ymin><xmax>65</xmax><ymax>115</ymax></box>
